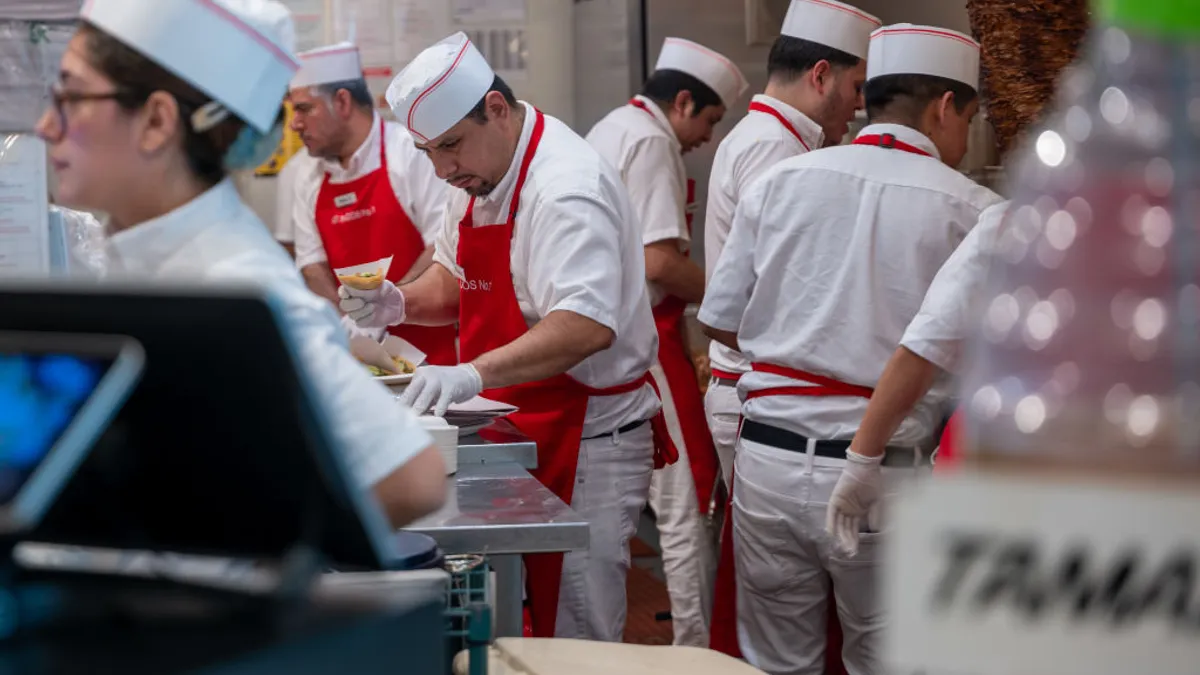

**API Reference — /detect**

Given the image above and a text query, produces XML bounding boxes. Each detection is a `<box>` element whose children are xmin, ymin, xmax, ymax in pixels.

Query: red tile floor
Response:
<box><xmin>623</xmin><ymin>537</ymin><xmax>674</xmax><ymax>645</ymax></box>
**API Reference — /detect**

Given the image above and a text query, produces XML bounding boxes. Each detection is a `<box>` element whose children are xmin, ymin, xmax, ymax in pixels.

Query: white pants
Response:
<box><xmin>554</xmin><ymin>423</ymin><xmax>655</xmax><ymax>641</ymax></box>
<box><xmin>703</xmin><ymin>379</ymin><xmax>741</xmax><ymax>489</ymax></box>
<box><xmin>732</xmin><ymin>436</ymin><xmax>926</xmax><ymax>675</ymax></box>
<box><xmin>648</xmin><ymin>363</ymin><xmax>718</xmax><ymax>647</ymax></box>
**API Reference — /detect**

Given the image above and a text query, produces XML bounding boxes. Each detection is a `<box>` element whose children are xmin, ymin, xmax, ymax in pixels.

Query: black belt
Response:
<box><xmin>710</xmin><ymin>377</ymin><xmax>737</xmax><ymax>388</ymax></box>
<box><xmin>740</xmin><ymin>420</ymin><xmax>927</xmax><ymax>467</ymax></box>
<box><xmin>581</xmin><ymin>418</ymin><xmax>648</xmax><ymax>441</ymax></box>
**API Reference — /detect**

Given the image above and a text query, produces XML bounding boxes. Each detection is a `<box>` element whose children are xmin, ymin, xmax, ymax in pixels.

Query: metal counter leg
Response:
<box><xmin>491</xmin><ymin>554</ymin><xmax>523</xmax><ymax>637</ymax></box>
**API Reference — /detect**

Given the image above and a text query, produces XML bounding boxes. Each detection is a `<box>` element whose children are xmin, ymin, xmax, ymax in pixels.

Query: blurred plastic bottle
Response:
<box><xmin>961</xmin><ymin>0</ymin><xmax>1200</xmax><ymax>476</ymax></box>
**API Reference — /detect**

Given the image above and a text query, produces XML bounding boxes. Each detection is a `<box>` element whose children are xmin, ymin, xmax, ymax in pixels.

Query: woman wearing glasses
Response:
<box><xmin>35</xmin><ymin>0</ymin><xmax>447</xmax><ymax>527</ymax></box>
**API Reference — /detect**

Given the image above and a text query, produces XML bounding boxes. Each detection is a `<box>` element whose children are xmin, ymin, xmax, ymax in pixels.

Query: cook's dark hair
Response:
<box><xmin>464</xmin><ymin>75</ymin><xmax>520</xmax><ymax>123</ymax></box>
<box><xmin>865</xmin><ymin>73</ymin><xmax>978</xmax><ymax>124</ymax></box>
<box><xmin>767</xmin><ymin>35</ymin><xmax>861</xmax><ymax>84</ymax></box>
<box><xmin>79</xmin><ymin>22</ymin><xmax>279</xmax><ymax>186</ymax></box>
<box><xmin>640</xmin><ymin>69</ymin><xmax>723</xmax><ymax>117</ymax></box>
<box><xmin>315</xmin><ymin>78</ymin><xmax>374</xmax><ymax>110</ymax></box>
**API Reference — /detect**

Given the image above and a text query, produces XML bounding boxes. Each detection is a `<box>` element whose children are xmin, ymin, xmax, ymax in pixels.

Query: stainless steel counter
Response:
<box><xmin>405</xmin><ymin>429</ymin><xmax>589</xmax><ymax>637</ymax></box>
<box><xmin>407</xmin><ymin>463</ymin><xmax>588</xmax><ymax>555</ymax></box>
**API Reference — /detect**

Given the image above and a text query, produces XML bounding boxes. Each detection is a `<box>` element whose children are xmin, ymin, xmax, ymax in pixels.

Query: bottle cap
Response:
<box><xmin>1099</xmin><ymin>0</ymin><xmax>1200</xmax><ymax>37</ymax></box>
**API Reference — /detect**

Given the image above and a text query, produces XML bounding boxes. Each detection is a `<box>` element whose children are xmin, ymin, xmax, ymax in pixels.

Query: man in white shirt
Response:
<box><xmin>704</xmin><ymin>0</ymin><xmax>879</xmax><ymax>490</ymax></box>
<box><xmin>827</xmin><ymin>202</ymin><xmax>1009</xmax><ymax>549</ymax></box>
<box><xmin>699</xmin><ymin>24</ymin><xmax>1003</xmax><ymax>675</ymax></box>
<box><xmin>703</xmin><ymin>0</ymin><xmax>880</xmax><ymax>659</ymax></box>
<box><xmin>287</xmin><ymin>43</ymin><xmax>457</xmax><ymax>364</ymax></box>
<box><xmin>585</xmin><ymin>37</ymin><xmax>746</xmax><ymax>648</ymax></box>
<box><xmin>340</xmin><ymin>32</ymin><xmax>674</xmax><ymax>642</ymax></box>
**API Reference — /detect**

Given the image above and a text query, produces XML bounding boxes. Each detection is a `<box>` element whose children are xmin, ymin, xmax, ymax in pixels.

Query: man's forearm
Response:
<box><xmin>849</xmin><ymin>346</ymin><xmax>941</xmax><ymax>458</ymax></box>
<box><xmin>645</xmin><ymin>241</ymin><xmax>706</xmax><ymax>304</ymax></box>
<box><xmin>701</xmin><ymin>323</ymin><xmax>739</xmax><ymax>351</ymax></box>
<box><xmin>302</xmin><ymin>263</ymin><xmax>341</xmax><ymax>309</ymax></box>
<box><xmin>471</xmin><ymin>310</ymin><xmax>615</xmax><ymax>389</ymax></box>
<box><xmin>400</xmin><ymin>262</ymin><xmax>461</xmax><ymax>326</ymax></box>
<box><xmin>399</xmin><ymin>244</ymin><xmax>437</xmax><ymax>285</ymax></box>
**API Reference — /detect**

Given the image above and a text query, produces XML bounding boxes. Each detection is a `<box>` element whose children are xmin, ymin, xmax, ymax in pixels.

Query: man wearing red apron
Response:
<box><xmin>286</xmin><ymin>42</ymin><xmax>457</xmax><ymax>364</ymax></box>
<box><xmin>699</xmin><ymin>25</ymin><xmax>1001</xmax><ymax>675</ymax></box>
<box><xmin>700</xmin><ymin>0</ymin><xmax>881</xmax><ymax>660</ymax></box>
<box><xmin>584</xmin><ymin>37</ymin><xmax>744</xmax><ymax>647</ymax></box>
<box><xmin>341</xmin><ymin>32</ymin><xmax>677</xmax><ymax>642</ymax></box>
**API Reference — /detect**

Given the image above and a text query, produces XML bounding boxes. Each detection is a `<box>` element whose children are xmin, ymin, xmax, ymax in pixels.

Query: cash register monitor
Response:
<box><xmin>0</xmin><ymin>332</ymin><xmax>143</xmax><ymax>535</ymax></box>
<box><xmin>0</xmin><ymin>283</ymin><xmax>399</xmax><ymax>570</ymax></box>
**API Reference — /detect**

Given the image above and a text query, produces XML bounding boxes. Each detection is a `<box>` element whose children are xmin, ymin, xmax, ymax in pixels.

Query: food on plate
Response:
<box><xmin>337</xmin><ymin>267</ymin><xmax>386</xmax><ymax>291</ymax></box>
<box><xmin>362</xmin><ymin>355</ymin><xmax>416</xmax><ymax>378</ymax></box>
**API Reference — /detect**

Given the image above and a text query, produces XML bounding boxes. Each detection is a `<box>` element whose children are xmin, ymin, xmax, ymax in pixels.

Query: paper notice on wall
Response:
<box><xmin>450</xmin><ymin>0</ymin><xmax>526</xmax><ymax>26</ymax></box>
<box><xmin>0</xmin><ymin>134</ymin><xmax>49</xmax><ymax>277</ymax></box>
<box><xmin>278</xmin><ymin>0</ymin><xmax>328</xmax><ymax>52</ymax></box>
<box><xmin>392</xmin><ymin>0</ymin><xmax>449</xmax><ymax>67</ymax></box>
<box><xmin>332</xmin><ymin>0</ymin><xmax>392</xmax><ymax>70</ymax></box>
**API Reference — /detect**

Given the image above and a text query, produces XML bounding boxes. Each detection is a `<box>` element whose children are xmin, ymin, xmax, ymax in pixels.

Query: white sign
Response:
<box><xmin>0</xmin><ymin>134</ymin><xmax>49</xmax><ymax>276</ymax></box>
<box><xmin>450</xmin><ymin>0</ymin><xmax>526</xmax><ymax>26</ymax></box>
<box><xmin>885</xmin><ymin>472</ymin><xmax>1200</xmax><ymax>675</ymax></box>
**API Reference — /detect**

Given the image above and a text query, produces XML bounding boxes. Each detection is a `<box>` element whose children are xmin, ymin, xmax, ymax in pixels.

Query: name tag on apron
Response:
<box><xmin>334</xmin><ymin>192</ymin><xmax>357</xmax><ymax>208</ymax></box>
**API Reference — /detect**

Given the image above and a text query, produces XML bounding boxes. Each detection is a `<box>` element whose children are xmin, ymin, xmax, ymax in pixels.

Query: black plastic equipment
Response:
<box><xmin>0</xmin><ymin>282</ymin><xmax>398</xmax><ymax>571</ymax></box>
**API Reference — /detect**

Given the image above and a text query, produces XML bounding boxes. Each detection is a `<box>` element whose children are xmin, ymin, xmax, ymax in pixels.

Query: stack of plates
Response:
<box><xmin>436</xmin><ymin>397</ymin><xmax>518</xmax><ymax>437</ymax></box>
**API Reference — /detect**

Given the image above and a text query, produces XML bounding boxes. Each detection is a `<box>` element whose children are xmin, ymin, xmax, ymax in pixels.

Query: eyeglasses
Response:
<box><xmin>42</xmin><ymin>84</ymin><xmax>130</xmax><ymax>140</ymax></box>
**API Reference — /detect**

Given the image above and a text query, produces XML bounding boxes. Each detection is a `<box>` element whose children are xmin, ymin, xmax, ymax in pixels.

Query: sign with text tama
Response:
<box><xmin>885</xmin><ymin>472</ymin><xmax>1200</xmax><ymax>675</ymax></box>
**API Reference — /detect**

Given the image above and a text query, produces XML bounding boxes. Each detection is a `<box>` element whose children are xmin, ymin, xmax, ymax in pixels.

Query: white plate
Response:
<box><xmin>447</xmin><ymin>396</ymin><xmax>518</xmax><ymax>415</ymax></box>
<box><xmin>456</xmin><ymin>420</ymin><xmax>493</xmax><ymax>437</ymax></box>
<box><xmin>375</xmin><ymin>372</ymin><xmax>413</xmax><ymax>385</ymax></box>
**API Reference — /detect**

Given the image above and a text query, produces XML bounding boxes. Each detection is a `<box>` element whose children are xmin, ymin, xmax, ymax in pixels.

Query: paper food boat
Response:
<box><xmin>350</xmin><ymin>334</ymin><xmax>427</xmax><ymax>384</ymax></box>
<box><xmin>334</xmin><ymin>255</ymin><xmax>393</xmax><ymax>291</ymax></box>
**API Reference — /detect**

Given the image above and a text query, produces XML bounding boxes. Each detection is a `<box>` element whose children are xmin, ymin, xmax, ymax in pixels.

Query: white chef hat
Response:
<box><xmin>867</xmin><ymin>24</ymin><xmax>981</xmax><ymax>91</ymax></box>
<box><xmin>80</xmin><ymin>0</ymin><xmax>299</xmax><ymax>133</ymax></box>
<box><xmin>291</xmin><ymin>42</ymin><xmax>363</xmax><ymax>90</ymax></box>
<box><xmin>386</xmin><ymin>32</ymin><xmax>495</xmax><ymax>143</ymax></box>
<box><xmin>653</xmin><ymin>38</ymin><xmax>749</xmax><ymax>108</ymax></box>
<box><xmin>781</xmin><ymin>0</ymin><xmax>881</xmax><ymax>60</ymax></box>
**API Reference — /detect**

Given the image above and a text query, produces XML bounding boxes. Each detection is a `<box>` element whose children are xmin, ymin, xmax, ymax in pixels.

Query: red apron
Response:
<box><xmin>457</xmin><ymin>109</ymin><xmax>678</xmax><ymax>638</ymax></box>
<box><xmin>747</xmin><ymin>100</ymin><xmax>813</xmax><ymax>152</ymax></box>
<box><xmin>315</xmin><ymin>119</ymin><xmax>458</xmax><ymax>365</ymax></box>
<box><xmin>711</xmin><ymin>132</ymin><xmax>930</xmax><ymax>662</ymax></box>
<box><xmin>936</xmin><ymin>410</ymin><xmax>962</xmax><ymax>472</ymax></box>
<box><xmin>629</xmin><ymin>98</ymin><xmax>720</xmax><ymax>514</ymax></box>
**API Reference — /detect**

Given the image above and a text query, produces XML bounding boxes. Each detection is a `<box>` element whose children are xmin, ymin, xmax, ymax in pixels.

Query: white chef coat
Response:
<box><xmin>584</xmin><ymin>95</ymin><xmax>688</xmax><ymax>308</ymax></box>
<box><xmin>293</xmin><ymin>114</ymin><xmax>449</xmax><ymax>269</ymax></box>
<box><xmin>432</xmin><ymin>102</ymin><xmax>661</xmax><ymax>438</ymax></box>
<box><xmin>106</xmin><ymin>179</ymin><xmax>434</xmax><ymax>488</ymax></box>
<box><xmin>273</xmin><ymin>149</ymin><xmax>318</xmax><ymax>244</ymax></box>
<box><xmin>704</xmin><ymin>95</ymin><xmax>824</xmax><ymax>376</ymax></box>
<box><xmin>901</xmin><ymin>201</ymin><xmax>1011</xmax><ymax>373</ymax></box>
<box><xmin>699</xmin><ymin>123</ymin><xmax>1003</xmax><ymax>445</ymax></box>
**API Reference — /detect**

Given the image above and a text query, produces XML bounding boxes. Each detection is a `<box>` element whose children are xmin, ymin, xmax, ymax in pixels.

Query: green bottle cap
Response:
<box><xmin>1099</xmin><ymin>0</ymin><xmax>1200</xmax><ymax>36</ymax></box>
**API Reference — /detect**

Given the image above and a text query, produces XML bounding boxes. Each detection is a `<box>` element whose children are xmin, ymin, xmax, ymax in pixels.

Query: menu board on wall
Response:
<box><xmin>0</xmin><ymin>134</ymin><xmax>49</xmax><ymax>277</ymax></box>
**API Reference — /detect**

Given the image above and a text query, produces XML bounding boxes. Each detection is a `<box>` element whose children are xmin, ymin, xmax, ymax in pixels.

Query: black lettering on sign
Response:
<box><xmin>930</xmin><ymin>532</ymin><xmax>1200</xmax><ymax>632</ymax></box>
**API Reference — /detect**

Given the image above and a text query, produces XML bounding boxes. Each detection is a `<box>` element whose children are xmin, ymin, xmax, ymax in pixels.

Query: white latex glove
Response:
<box><xmin>826</xmin><ymin>449</ymin><xmax>884</xmax><ymax>557</ymax></box>
<box><xmin>337</xmin><ymin>281</ymin><xmax>406</xmax><ymax>329</ymax></box>
<box><xmin>338</xmin><ymin>314</ymin><xmax>385</xmax><ymax>342</ymax></box>
<box><xmin>398</xmin><ymin>364</ymin><xmax>484</xmax><ymax>417</ymax></box>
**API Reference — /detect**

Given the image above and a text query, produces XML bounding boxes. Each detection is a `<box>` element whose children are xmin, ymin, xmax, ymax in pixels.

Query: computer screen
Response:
<box><xmin>0</xmin><ymin>352</ymin><xmax>111</xmax><ymax>505</ymax></box>
<box><xmin>0</xmin><ymin>332</ymin><xmax>143</xmax><ymax>535</ymax></box>
<box><xmin>0</xmin><ymin>285</ymin><xmax>398</xmax><ymax>568</ymax></box>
